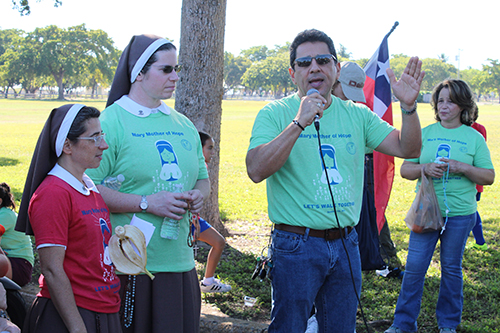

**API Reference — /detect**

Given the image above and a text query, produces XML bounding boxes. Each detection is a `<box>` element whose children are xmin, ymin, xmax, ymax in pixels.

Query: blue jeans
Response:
<box><xmin>393</xmin><ymin>213</ymin><xmax>476</xmax><ymax>332</ymax></box>
<box><xmin>268</xmin><ymin>227</ymin><xmax>361</xmax><ymax>333</ymax></box>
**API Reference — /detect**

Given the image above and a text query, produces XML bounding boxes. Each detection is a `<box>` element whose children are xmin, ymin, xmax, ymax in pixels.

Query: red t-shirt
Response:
<box><xmin>472</xmin><ymin>122</ymin><xmax>487</xmax><ymax>193</ymax></box>
<box><xmin>29</xmin><ymin>175</ymin><xmax>120</xmax><ymax>313</ymax></box>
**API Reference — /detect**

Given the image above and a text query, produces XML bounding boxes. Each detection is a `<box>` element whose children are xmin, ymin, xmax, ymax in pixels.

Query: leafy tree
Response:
<box><xmin>0</xmin><ymin>29</ymin><xmax>25</xmax><ymax>97</ymax></box>
<box><xmin>388</xmin><ymin>54</ymin><xmax>411</xmax><ymax>86</ymax></box>
<box><xmin>224</xmin><ymin>52</ymin><xmax>251</xmax><ymax>93</ymax></box>
<box><xmin>24</xmin><ymin>24</ymin><xmax>117</xmax><ymax>100</ymax></box>
<box><xmin>262</xmin><ymin>53</ymin><xmax>293</xmax><ymax>97</ymax></box>
<box><xmin>0</xmin><ymin>48</ymin><xmax>22</xmax><ymax>97</ymax></box>
<box><xmin>421</xmin><ymin>58</ymin><xmax>457</xmax><ymax>91</ymax></box>
<box><xmin>0</xmin><ymin>28</ymin><xmax>24</xmax><ymax>55</ymax></box>
<box><xmin>241</xmin><ymin>60</ymin><xmax>268</xmax><ymax>92</ymax></box>
<box><xmin>267</xmin><ymin>43</ymin><xmax>290</xmax><ymax>57</ymax></box>
<box><xmin>460</xmin><ymin>68</ymin><xmax>490</xmax><ymax>100</ymax></box>
<box><xmin>483</xmin><ymin>59</ymin><xmax>500</xmax><ymax>102</ymax></box>
<box><xmin>337</xmin><ymin>43</ymin><xmax>351</xmax><ymax>59</ymax></box>
<box><xmin>241</xmin><ymin>52</ymin><xmax>293</xmax><ymax>97</ymax></box>
<box><xmin>11</xmin><ymin>0</ymin><xmax>62</xmax><ymax>16</ymax></box>
<box><xmin>437</xmin><ymin>53</ymin><xmax>449</xmax><ymax>63</ymax></box>
<box><xmin>82</xmin><ymin>29</ymin><xmax>119</xmax><ymax>98</ymax></box>
<box><xmin>241</xmin><ymin>45</ymin><xmax>269</xmax><ymax>62</ymax></box>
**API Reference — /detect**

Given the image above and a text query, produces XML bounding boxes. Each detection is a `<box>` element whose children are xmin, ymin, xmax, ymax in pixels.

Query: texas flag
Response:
<box><xmin>362</xmin><ymin>35</ymin><xmax>394</xmax><ymax>233</ymax></box>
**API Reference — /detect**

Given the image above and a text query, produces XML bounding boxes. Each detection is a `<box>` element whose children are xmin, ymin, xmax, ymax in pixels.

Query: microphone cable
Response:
<box><xmin>315</xmin><ymin>123</ymin><xmax>371</xmax><ymax>332</ymax></box>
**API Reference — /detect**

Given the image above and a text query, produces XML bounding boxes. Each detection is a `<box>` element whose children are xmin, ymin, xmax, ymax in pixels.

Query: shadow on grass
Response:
<box><xmin>195</xmin><ymin>241</ymin><xmax>271</xmax><ymax>323</ymax></box>
<box><xmin>0</xmin><ymin>157</ymin><xmax>20</xmax><ymax>167</ymax></box>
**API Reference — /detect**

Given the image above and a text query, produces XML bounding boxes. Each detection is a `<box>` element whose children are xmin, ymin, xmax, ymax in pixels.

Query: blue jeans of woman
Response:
<box><xmin>393</xmin><ymin>213</ymin><xmax>476</xmax><ymax>332</ymax></box>
<box><xmin>268</xmin><ymin>227</ymin><xmax>361</xmax><ymax>333</ymax></box>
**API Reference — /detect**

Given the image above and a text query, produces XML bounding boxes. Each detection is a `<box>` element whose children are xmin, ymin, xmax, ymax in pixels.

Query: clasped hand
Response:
<box><xmin>296</xmin><ymin>92</ymin><xmax>327</xmax><ymax>127</ymax></box>
<box><xmin>424</xmin><ymin>158</ymin><xmax>462</xmax><ymax>178</ymax></box>
<box><xmin>147</xmin><ymin>189</ymin><xmax>204</xmax><ymax>220</ymax></box>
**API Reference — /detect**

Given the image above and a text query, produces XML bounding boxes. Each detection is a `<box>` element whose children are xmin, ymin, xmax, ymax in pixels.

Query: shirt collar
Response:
<box><xmin>48</xmin><ymin>164</ymin><xmax>99</xmax><ymax>195</ymax></box>
<box><xmin>115</xmin><ymin>95</ymin><xmax>172</xmax><ymax>117</ymax></box>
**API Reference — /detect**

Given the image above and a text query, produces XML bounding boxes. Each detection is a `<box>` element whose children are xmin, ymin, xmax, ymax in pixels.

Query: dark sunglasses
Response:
<box><xmin>294</xmin><ymin>54</ymin><xmax>336</xmax><ymax>68</ymax></box>
<box><xmin>156</xmin><ymin>64</ymin><xmax>182</xmax><ymax>74</ymax></box>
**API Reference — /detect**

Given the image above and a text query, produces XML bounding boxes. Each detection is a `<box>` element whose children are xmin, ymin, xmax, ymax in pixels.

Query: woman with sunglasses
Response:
<box><xmin>86</xmin><ymin>35</ymin><xmax>209</xmax><ymax>333</ymax></box>
<box><xmin>16</xmin><ymin>104</ymin><xmax>121</xmax><ymax>332</ymax></box>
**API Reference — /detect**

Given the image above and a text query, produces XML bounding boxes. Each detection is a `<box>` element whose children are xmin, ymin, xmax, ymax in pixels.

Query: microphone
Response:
<box><xmin>307</xmin><ymin>88</ymin><xmax>319</xmax><ymax>96</ymax></box>
<box><xmin>307</xmin><ymin>89</ymin><xmax>321</xmax><ymax>131</ymax></box>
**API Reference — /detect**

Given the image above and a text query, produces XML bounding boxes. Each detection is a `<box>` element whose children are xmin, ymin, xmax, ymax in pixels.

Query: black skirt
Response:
<box><xmin>119</xmin><ymin>268</ymin><xmax>201</xmax><ymax>333</ymax></box>
<box><xmin>23</xmin><ymin>297</ymin><xmax>122</xmax><ymax>333</ymax></box>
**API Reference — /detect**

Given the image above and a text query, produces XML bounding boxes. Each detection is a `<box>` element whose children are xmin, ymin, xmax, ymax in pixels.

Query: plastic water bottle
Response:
<box><xmin>160</xmin><ymin>184</ymin><xmax>184</xmax><ymax>240</ymax></box>
<box><xmin>101</xmin><ymin>174</ymin><xmax>125</xmax><ymax>190</ymax></box>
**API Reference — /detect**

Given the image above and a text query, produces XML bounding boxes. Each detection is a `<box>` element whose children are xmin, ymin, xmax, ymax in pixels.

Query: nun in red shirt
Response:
<box><xmin>16</xmin><ymin>104</ymin><xmax>122</xmax><ymax>333</ymax></box>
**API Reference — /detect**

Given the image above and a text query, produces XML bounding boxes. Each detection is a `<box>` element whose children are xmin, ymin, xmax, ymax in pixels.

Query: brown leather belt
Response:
<box><xmin>274</xmin><ymin>224</ymin><xmax>353</xmax><ymax>240</ymax></box>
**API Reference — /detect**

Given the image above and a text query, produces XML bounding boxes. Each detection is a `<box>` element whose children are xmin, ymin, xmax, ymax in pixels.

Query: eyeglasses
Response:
<box><xmin>77</xmin><ymin>133</ymin><xmax>106</xmax><ymax>146</ymax></box>
<box><xmin>294</xmin><ymin>54</ymin><xmax>336</xmax><ymax>68</ymax></box>
<box><xmin>154</xmin><ymin>64</ymin><xmax>182</xmax><ymax>74</ymax></box>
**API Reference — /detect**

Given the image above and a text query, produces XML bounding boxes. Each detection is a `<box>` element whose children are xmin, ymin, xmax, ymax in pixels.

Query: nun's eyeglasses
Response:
<box><xmin>154</xmin><ymin>64</ymin><xmax>182</xmax><ymax>74</ymax></box>
<box><xmin>77</xmin><ymin>133</ymin><xmax>106</xmax><ymax>146</ymax></box>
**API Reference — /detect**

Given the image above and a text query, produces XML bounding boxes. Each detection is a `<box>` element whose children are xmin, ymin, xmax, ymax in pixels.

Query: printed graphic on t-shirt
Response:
<box><xmin>81</xmin><ymin>206</ymin><xmax>116</xmax><ymax>282</ymax></box>
<box><xmin>100</xmin><ymin>218</ymin><xmax>112</xmax><ymax>266</ymax></box>
<box><xmin>436</xmin><ymin>143</ymin><xmax>451</xmax><ymax>161</ymax></box>
<box><xmin>319</xmin><ymin>144</ymin><xmax>343</xmax><ymax>185</ymax></box>
<box><xmin>156</xmin><ymin>140</ymin><xmax>182</xmax><ymax>181</ymax></box>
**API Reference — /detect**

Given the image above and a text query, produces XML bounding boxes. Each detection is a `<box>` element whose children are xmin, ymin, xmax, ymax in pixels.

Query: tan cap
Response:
<box><xmin>339</xmin><ymin>61</ymin><xmax>366</xmax><ymax>103</ymax></box>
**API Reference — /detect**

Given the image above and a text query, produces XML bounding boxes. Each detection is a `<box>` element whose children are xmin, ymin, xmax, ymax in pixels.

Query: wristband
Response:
<box><xmin>292</xmin><ymin>119</ymin><xmax>305</xmax><ymax>131</ymax></box>
<box><xmin>401</xmin><ymin>101</ymin><xmax>417</xmax><ymax>115</ymax></box>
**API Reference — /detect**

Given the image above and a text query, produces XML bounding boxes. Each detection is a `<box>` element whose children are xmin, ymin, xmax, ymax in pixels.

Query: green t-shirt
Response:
<box><xmin>87</xmin><ymin>99</ymin><xmax>208</xmax><ymax>273</ymax></box>
<box><xmin>0</xmin><ymin>207</ymin><xmax>34</xmax><ymax>265</ymax></box>
<box><xmin>248</xmin><ymin>93</ymin><xmax>394</xmax><ymax>228</ymax></box>
<box><xmin>406</xmin><ymin>122</ymin><xmax>493</xmax><ymax>217</ymax></box>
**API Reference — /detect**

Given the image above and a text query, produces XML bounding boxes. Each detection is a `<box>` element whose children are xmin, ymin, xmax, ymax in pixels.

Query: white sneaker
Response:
<box><xmin>200</xmin><ymin>278</ymin><xmax>232</xmax><ymax>293</ymax></box>
<box><xmin>376</xmin><ymin>266</ymin><xmax>390</xmax><ymax>277</ymax></box>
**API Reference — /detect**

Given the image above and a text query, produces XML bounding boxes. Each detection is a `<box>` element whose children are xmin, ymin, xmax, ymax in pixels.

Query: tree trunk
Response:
<box><xmin>56</xmin><ymin>76</ymin><xmax>64</xmax><ymax>100</ymax></box>
<box><xmin>176</xmin><ymin>0</ymin><xmax>228</xmax><ymax>236</ymax></box>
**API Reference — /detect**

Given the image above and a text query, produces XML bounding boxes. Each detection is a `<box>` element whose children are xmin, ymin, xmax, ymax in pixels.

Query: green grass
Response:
<box><xmin>2</xmin><ymin>98</ymin><xmax>500</xmax><ymax>332</ymax></box>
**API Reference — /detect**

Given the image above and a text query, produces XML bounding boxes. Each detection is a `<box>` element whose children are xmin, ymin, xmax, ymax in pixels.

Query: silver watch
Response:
<box><xmin>140</xmin><ymin>195</ymin><xmax>148</xmax><ymax>212</ymax></box>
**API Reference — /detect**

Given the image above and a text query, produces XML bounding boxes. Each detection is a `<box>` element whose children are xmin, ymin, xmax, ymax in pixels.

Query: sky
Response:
<box><xmin>0</xmin><ymin>0</ymin><xmax>498</xmax><ymax>71</ymax></box>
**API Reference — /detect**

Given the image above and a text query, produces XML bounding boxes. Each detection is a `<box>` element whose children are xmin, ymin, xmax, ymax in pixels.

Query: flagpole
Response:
<box><xmin>385</xmin><ymin>21</ymin><xmax>399</xmax><ymax>39</ymax></box>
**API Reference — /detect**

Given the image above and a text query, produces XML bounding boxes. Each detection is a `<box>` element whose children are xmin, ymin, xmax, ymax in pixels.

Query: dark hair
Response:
<box><xmin>198</xmin><ymin>131</ymin><xmax>212</xmax><ymax>147</ymax></box>
<box><xmin>66</xmin><ymin>106</ymin><xmax>101</xmax><ymax>143</ymax></box>
<box><xmin>141</xmin><ymin>43</ymin><xmax>177</xmax><ymax>75</ymax></box>
<box><xmin>431</xmin><ymin>79</ymin><xmax>477</xmax><ymax>126</ymax></box>
<box><xmin>290</xmin><ymin>29</ymin><xmax>337</xmax><ymax>69</ymax></box>
<box><xmin>0</xmin><ymin>182</ymin><xmax>15</xmax><ymax>209</ymax></box>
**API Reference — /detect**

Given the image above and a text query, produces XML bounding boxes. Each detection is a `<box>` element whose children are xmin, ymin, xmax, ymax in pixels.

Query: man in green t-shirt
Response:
<box><xmin>246</xmin><ymin>29</ymin><xmax>425</xmax><ymax>333</ymax></box>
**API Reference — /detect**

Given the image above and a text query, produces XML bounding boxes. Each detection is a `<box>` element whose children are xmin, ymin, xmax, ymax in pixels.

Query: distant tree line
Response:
<box><xmin>0</xmin><ymin>25</ymin><xmax>118</xmax><ymax>99</ymax></box>
<box><xmin>1</xmin><ymin>26</ymin><xmax>500</xmax><ymax>101</ymax></box>
<box><xmin>225</xmin><ymin>45</ymin><xmax>500</xmax><ymax>102</ymax></box>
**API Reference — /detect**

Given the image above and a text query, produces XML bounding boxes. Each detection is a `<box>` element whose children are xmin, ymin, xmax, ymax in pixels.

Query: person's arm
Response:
<box><xmin>401</xmin><ymin>160</ymin><xmax>450</xmax><ymax>180</ymax></box>
<box><xmin>376</xmin><ymin>57</ymin><xmax>425</xmax><ymax>158</ymax></box>
<box><xmin>246</xmin><ymin>93</ymin><xmax>327</xmax><ymax>183</ymax></box>
<box><xmin>401</xmin><ymin>161</ymin><xmax>423</xmax><ymax>180</ymax></box>
<box><xmin>0</xmin><ymin>249</ymin><xmax>11</xmax><ymax>279</ymax></box>
<box><xmin>185</xmin><ymin>178</ymin><xmax>210</xmax><ymax>214</ymax></box>
<box><xmin>38</xmin><ymin>246</ymin><xmax>87</xmax><ymax>333</ymax></box>
<box><xmin>400</xmin><ymin>158</ymin><xmax>494</xmax><ymax>186</ymax></box>
<box><xmin>440</xmin><ymin>158</ymin><xmax>495</xmax><ymax>185</ymax></box>
<box><xmin>96</xmin><ymin>185</ymin><xmax>192</xmax><ymax>220</ymax></box>
<box><xmin>0</xmin><ymin>318</ymin><xmax>20</xmax><ymax>333</ymax></box>
<box><xmin>246</xmin><ymin>122</ymin><xmax>303</xmax><ymax>183</ymax></box>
